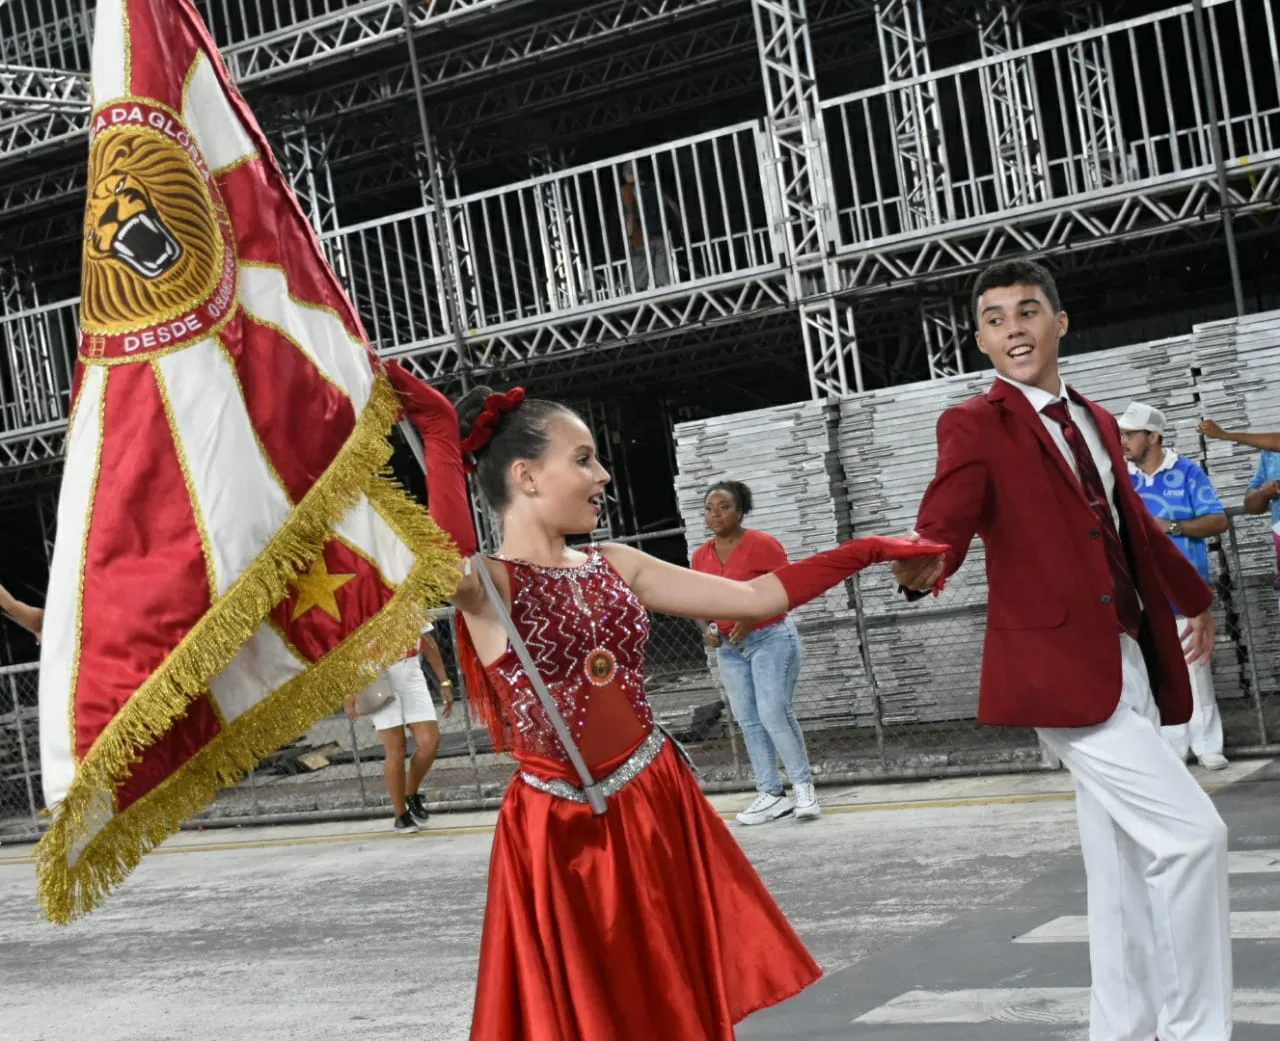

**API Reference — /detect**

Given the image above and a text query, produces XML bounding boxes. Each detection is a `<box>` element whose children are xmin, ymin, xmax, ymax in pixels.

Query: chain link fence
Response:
<box><xmin>0</xmin><ymin>663</ymin><xmax>40</xmax><ymax>840</ymax></box>
<box><xmin>2</xmin><ymin>512</ymin><xmax>1276</xmax><ymax>842</ymax></box>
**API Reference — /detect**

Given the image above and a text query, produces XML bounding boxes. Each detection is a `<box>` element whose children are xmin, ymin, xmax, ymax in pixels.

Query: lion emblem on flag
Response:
<box><xmin>81</xmin><ymin>130</ymin><xmax>225</xmax><ymax>331</ymax></box>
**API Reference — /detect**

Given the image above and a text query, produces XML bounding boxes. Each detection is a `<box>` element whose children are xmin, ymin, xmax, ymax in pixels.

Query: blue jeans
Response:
<box><xmin>717</xmin><ymin>617</ymin><xmax>813</xmax><ymax>793</ymax></box>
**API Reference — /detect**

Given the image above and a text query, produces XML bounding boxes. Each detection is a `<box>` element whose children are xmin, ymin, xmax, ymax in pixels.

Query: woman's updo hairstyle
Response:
<box><xmin>704</xmin><ymin>479</ymin><xmax>753</xmax><ymax>517</ymax></box>
<box><xmin>456</xmin><ymin>384</ymin><xmax>579</xmax><ymax>511</ymax></box>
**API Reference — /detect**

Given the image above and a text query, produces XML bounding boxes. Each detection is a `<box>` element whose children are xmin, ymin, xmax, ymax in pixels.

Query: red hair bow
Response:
<box><xmin>460</xmin><ymin>387</ymin><xmax>526</xmax><ymax>470</ymax></box>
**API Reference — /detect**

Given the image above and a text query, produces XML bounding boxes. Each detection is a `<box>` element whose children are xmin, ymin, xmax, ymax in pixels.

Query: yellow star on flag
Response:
<box><xmin>291</xmin><ymin>556</ymin><xmax>356</xmax><ymax>621</ymax></box>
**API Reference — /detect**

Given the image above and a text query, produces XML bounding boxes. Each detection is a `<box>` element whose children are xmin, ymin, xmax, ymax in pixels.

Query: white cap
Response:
<box><xmin>1116</xmin><ymin>402</ymin><xmax>1166</xmax><ymax>434</ymax></box>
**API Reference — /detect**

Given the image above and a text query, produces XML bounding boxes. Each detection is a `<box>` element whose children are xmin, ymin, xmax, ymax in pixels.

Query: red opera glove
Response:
<box><xmin>774</xmin><ymin>535</ymin><xmax>948</xmax><ymax>609</ymax></box>
<box><xmin>383</xmin><ymin>360</ymin><xmax>477</xmax><ymax>557</ymax></box>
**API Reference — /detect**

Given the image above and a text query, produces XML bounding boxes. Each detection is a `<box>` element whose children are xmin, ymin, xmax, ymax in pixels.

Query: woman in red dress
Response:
<box><xmin>384</xmin><ymin>364</ymin><xmax>943</xmax><ymax>1041</ymax></box>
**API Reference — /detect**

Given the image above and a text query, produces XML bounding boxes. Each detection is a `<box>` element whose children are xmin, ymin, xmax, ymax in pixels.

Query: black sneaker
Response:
<box><xmin>407</xmin><ymin>793</ymin><xmax>430</xmax><ymax>826</ymax></box>
<box><xmin>393</xmin><ymin>812</ymin><xmax>419</xmax><ymax>834</ymax></box>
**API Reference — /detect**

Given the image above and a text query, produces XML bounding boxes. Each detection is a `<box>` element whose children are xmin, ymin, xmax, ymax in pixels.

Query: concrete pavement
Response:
<box><xmin>1</xmin><ymin>758</ymin><xmax>1276</xmax><ymax>1041</ymax></box>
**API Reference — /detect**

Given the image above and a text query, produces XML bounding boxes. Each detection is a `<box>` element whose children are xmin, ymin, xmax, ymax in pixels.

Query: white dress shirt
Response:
<box><xmin>997</xmin><ymin>374</ymin><xmax>1120</xmax><ymax>530</ymax></box>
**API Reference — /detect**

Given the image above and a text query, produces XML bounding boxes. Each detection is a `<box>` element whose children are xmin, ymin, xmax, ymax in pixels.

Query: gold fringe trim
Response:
<box><xmin>36</xmin><ymin>371</ymin><xmax>461</xmax><ymax>923</ymax></box>
<box><xmin>36</xmin><ymin>534</ymin><xmax>459</xmax><ymax>923</ymax></box>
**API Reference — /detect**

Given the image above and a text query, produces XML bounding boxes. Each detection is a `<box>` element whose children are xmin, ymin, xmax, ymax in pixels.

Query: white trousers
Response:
<box><xmin>1036</xmin><ymin>636</ymin><xmax>1233</xmax><ymax>1041</ymax></box>
<box><xmin>1160</xmin><ymin>618</ymin><xmax>1224</xmax><ymax>761</ymax></box>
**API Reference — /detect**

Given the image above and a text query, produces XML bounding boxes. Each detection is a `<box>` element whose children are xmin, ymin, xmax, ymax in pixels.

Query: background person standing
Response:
<box><xmin>345</xmin><ymin>622</ymin><xmax>454</xmax><ymax>833</ymax></box>
<box><xmin>1198</xmin><ymin>419</ymin><xmax>1280</xmax><ymax>611</ymax></box>
<box><xmin>691</xmin><ymin>480</ymin><xmax>820</xmax><ymax>824</ymax></box>
<box><xmin>620</xmin><ymin>162</ymin><xmax>677</xmax><ymax>291</ymax></box>
<box><xmin>1119</xmin><ymin>402</ymin><xmax>1229</xmax><ymax>769</ymax></box>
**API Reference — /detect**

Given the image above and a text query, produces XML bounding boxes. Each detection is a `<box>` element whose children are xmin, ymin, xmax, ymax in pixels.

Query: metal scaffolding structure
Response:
<box><xmin>974</xmin><ymin>1</ymin><xmax>1047</xmax><ymax>211</ymax></box>
<box><xmin>1</xmin><ymin>0</ymin><xmax>1278</xmax><ymax>506</ymax></box>
<box><xmin>752</xmin><ymin>0</ymin><xmax>852</xmax><ymax>398</ymax></box>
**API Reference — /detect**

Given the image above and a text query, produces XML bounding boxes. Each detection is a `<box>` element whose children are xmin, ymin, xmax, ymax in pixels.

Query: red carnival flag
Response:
<box><xmin>35</xmin><ymin>0</ymin><xmax>459</xmax><ymax>923</ymax></box>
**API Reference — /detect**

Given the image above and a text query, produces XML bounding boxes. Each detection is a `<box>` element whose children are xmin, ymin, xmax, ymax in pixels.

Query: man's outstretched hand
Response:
<box><xmin>891</xmin><ymin>532</ymin><xmax>947</xmax><ymax>592</ymax></box>
<box><xmin>1182</xmin><ymin>610</ymin><xmax>1216</xmax><ymax>666</ymax></box>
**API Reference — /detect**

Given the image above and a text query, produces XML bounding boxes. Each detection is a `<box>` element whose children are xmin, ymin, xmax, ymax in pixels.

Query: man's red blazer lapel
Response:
<box><xmin>985</xmin><ymin>379</ymin><xmax>1091</xmax><ymax>512</ymax></box>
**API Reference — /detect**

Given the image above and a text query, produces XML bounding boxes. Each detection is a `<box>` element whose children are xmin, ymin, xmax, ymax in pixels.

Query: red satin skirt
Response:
<box><xmin>469</xmin><ymin>736</ymin><xmax>822</xmax><ymax>1040</ymax></box>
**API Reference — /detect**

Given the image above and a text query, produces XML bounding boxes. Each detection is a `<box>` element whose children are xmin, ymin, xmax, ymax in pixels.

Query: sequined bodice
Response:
<box><xmin>487</xmin><ymin>548</ymin><xmax>653</xmax><ymax>764</ymax></box>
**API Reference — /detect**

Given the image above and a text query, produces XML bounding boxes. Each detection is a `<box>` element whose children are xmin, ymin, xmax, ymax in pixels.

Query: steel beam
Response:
<box><xmin>875</xmin><ymin>0</ymin><xmax>952</xmax><ymax>229</ymax></box>
<box><xmin>223</xmin><ymin>0</ymin><xmax>731</xmax><ymax>85</ymax></box>
<box><xmin>753</xmin><ymin>0</ymin><xmax>855</xmax><ymax>399</ymax></box>
<box><xmin>0</xmin><ymin>63</ymin><xmax>89</xmax><ymax>113</ymax></box>
<box><xmin>974</xmin><ymin>2</ymin><xmax>1048</xmax><ymax>210</ymax></box>
<box><xmin>919</xmin><ymin>296</ymin><xmax>969</xmax><ymax>379</ymax></box>
<box><xmin>1062</xmin><ymin>1</ymin><xmax>1127</xmax><ymax>189</ymax></box>
<box><xmin>832</xmin><ymin>160</ymin><xmax>1280</xmax><ymax>298</ymax></box>
<box><xmin>278</xmin><ymin>119</ymin><xmax>353</xmax><ymax>283</ymax></box>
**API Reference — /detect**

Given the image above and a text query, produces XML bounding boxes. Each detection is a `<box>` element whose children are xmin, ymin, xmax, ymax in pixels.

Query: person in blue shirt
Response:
<box><xmin>1198</xmin><ymin>419</ymin><xmax>1280</xmax><ymax>609</ymax></box>
<box><xmin>1120</xmin><ymin>402</ymin><xmax>1229</xmax><ymax>769</ymax></box>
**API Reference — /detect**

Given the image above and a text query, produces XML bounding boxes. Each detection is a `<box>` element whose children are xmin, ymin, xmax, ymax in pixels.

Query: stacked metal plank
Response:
<box><xmin>672</xmin><ymin>401</ymin><xmax>875</xmax><ymax>728</ymax></box>
<box><xmin>838</xmin><ymin>373</ymin><xmax>994</xmax><ymax>726</ymax></box>
<box><xmin>1191</xmin><ymin>312</ymin><xmax>1280</xmax><ymax>705</ymax></box>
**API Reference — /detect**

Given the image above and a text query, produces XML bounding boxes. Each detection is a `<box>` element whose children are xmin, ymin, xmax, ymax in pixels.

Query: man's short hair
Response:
<box><xmin>971</xmin><ymin>259</ymin><xmax>1062</xmax><ymax>318</ymax></box>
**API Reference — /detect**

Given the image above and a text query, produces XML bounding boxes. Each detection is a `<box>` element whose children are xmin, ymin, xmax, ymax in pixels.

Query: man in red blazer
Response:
<box><xmin>894</xmin><ymin>259</ymin><xmax>1231</xmax><ymax>1041</ymax></box>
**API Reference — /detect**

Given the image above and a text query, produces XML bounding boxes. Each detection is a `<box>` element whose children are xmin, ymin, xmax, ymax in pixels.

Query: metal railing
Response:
<box><xmin>0</xmin><ymin>297</ymin><xmax>78</xmax><ymax>439</ymax></box>
<box><xmin>820</xmin><ymin>0</ymin><xmax>1280</xmax><ymax>245</ymax></box>
<box><xmin>0</xmin><ymin>0</ymin><xmax>88</xmax><ymax>70</ymax></box>
<box><xmin>321</xmin><ymin>121</ymin><xmax>778</xmax><ymax>350</ymax></box>
<box><xmin>4</xmin><ymin>511</ymin><xmax>1277</xmax><ymax>841</ymax></box>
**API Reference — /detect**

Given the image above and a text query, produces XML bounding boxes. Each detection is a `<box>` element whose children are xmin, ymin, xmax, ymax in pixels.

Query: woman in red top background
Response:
<box><xmin>692</xmin><ymin>481</ymin><xmax>819</xmax><ymax>825</ymax></box>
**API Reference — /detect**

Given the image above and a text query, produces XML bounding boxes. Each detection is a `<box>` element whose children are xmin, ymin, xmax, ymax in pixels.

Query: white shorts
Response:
<box><xmin>368</xmin><ymin>658</ymin><xmax>437</xmax><ymax>732</ymax></box>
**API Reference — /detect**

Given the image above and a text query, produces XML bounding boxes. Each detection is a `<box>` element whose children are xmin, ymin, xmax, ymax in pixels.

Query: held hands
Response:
<box><xmin>1197</xmin><ymin>419</ymin><xmax>1225</xmax><ymax>441</ymax></box>
<box><xmin>704</xmin><ymin>630</ymin><xmax>722</xmax><ymax>649</ymax></box>
<box><xmin>890</xmin><ymin>531</ymin><xmax>947</xmax><ymax>593</ymax></box>
<box><xmin>1182</xmin><ymin>610</ymin><xmax>1216</xmax><ymax>666</ymax></box>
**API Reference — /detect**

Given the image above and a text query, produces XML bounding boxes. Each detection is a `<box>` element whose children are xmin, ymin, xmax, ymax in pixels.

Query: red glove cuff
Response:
<box><xmin>384</xmin><ymin>361</ymin><xmax>478</xmax><ymax>557</ymax></box>
<box><xmin>774</xmin><ymin>535</ymin><xmax>948</xmax><ymax>610</ymax></box>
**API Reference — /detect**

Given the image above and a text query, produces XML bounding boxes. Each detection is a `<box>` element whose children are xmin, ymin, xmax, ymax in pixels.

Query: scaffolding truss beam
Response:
<box><xmin>833</xmin><ymin>162</ymin><xmax>1280</xmax><ymax>298</ymax></box>
<box><xmin>974</xmin><ymin>1</ymin><xmax>1048</xmax><ymax>210</ymax></box>
<box><xmin>752</xmin><ymin>0</ymin><xmax>852</xmax><ymax>399</ymax></box>
<box><xmin>0</xmin><ymin>63</ymin><xmax>89</xmax><ymax>113</ymax></box>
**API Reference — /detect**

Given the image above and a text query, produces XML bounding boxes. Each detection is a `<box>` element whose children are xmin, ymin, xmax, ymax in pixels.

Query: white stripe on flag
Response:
<box><xmin>855</xmin><ymin>988</ymin><xmax>1280</xmax><ymax>1026</ymax></box>
<box><xmin>38</xmin><ymin>366</ymin><xmax>108</xmax><ymax>807</ymax></box>
<box><xmin>89</xmin><ymin>0</ymin><xmax>129</xmax><ymax>107</ymax></box>
<box><xmin>336</xmin><ymin>497</ymin><xmax>417</xmax><ymax>587</ymax></box>
<box><xmin>209</xmin><ymin>622</ymin><xmax>306</xmax><ymax>725</ymax></box>
<box><xmin>1015</xmin><ymin>911</ymin><xmax>1280</xmax><ymax>943</ymax></box>
<box><xmin>237</xmin><ymin>265</ymin><xmax>374</xmax><ymax>411</ymax></box>
<box><xmin>181</xmin><ymin>51</ymin><xmax>257</xmax><ymax>175</ymax></box>
<box><xmin>155</xmin><ymin>338</ymin><xmax>293</xmax><ymax>597</ymax></box>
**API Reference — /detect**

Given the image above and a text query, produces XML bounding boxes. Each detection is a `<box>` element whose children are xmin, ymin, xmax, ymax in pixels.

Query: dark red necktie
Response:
<box><xmin>1041</xmin><ymin>399</ymin><xmax>1142</xmax><ymax>639</ymax></box>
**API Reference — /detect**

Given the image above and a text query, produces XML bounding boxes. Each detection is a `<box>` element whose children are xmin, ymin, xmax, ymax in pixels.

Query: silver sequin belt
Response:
<box><xmin>518</xmin><ymin>727</ymin><xmax>668</xmax><ymax>804</ymax></box>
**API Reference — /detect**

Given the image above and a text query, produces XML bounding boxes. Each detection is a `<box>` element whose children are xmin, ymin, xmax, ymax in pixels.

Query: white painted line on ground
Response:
<box><xmin>1228</xmin><ymin>849</ymin><xmax>1280</xmax><ymax>874</ymax></box>
<box><xmin>1016</xmin><ymin>911</ymin><xmax>1280</xmax><ymax>943</ymax></box>
<box><xmin>855</xmin><ymin>988</ymin><xmax>1280</xmax><ymax>1026</ymax></box>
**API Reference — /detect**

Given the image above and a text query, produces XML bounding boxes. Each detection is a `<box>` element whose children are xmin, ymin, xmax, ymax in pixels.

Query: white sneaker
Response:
<box><xmin>736</xmin><ymin>792</ymin><xmax>794</xmax><ymax>826</ymax></box>
<box><xmin>793</xmin><ymin>782</ymin><xmax>821</xmax><ymax>820</ymax></box>
<box><xmin>1198</xmin><ymin>753</ymin><xmax>1229</xmax><ymax>771</ymax></box>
